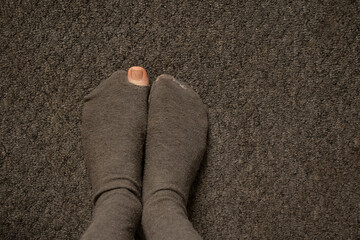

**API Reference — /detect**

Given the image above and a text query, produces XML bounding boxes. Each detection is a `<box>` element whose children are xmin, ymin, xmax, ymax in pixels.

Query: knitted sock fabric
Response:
<box><xmin>141</xmin><ymin>74</ymin><xmax>208</xmax><ymax>240</ymax></box>
<box><xmin>80</xmin><ymin>70</ymin><xmax>149</xmax><ymax>240</ymax></box>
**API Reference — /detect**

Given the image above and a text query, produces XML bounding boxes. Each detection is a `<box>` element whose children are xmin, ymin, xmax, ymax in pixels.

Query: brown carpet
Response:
<box><xmin>1</xmin><ymin>1</ymin><xmax>359</xmax><ymax>239</ymax></box>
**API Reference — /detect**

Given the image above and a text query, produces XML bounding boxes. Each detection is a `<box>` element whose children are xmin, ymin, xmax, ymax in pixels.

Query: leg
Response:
<box><xmin>142</xmin><ymin>74</ymin><xmax>208</xmax><ymax>240</ymax></box>
<box><xmin>80</xmin><ymin>67</ymin><xmax>149</xmax><ymax>240</ymax></box>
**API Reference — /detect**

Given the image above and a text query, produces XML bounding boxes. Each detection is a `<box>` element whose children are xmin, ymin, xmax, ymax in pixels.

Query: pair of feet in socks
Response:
<box><xmin>80</xmin><ymin>67</ymin><xmax>208</xmax><ymax>240</ymax></box>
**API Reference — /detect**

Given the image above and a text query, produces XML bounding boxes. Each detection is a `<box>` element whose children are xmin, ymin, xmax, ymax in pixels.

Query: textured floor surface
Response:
<box><xmin>1</xmin><ymin>1</ymin><xmax>360</xmax><ymax>239</ymax></box>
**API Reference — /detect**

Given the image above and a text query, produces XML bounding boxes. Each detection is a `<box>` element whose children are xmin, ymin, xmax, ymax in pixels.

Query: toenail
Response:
<box><xmin>130</xmin><ymin>68</ymin><xmax>144</xmax><ymax>81</ymax></box>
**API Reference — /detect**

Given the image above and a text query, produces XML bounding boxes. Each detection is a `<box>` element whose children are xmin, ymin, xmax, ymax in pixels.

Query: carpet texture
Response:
<box><xmin>1</xmin><ymin>1</ymin><xmax>359</xmax><ymax>239</ymax></box>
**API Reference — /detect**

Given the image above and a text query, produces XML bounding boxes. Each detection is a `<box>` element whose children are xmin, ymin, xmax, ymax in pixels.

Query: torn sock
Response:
<box><xmin>142</xmin><ymin>74</ymin><xmax>208</xmax><ymax>240</ymax></box>
<box><xmin>80</xmin><ymin>70</ymin><xmax>149</xmax><ymax>240</ymax></box>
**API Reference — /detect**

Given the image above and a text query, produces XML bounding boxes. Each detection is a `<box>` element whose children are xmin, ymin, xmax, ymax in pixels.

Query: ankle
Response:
<box><xmin>141</xmin><ymin>190</ymin><xmax>202</xmax><ymax>240</ymax></box>
<box><xmin>142</xmin><ymin>189</ymin><xmax>188</xmax><ymax>222</ymax></box>
<box><xmin>94</xmin><ymin>188</ymin><xmax>142</xmax><ymax>216</ymax></box>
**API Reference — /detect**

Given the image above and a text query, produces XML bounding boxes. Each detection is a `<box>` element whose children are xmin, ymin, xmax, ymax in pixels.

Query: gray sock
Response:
<box><xmin>141</xmin><ymin>74</ymin><xmax>208</xmax><ymax>240</ymax></box>
<box><xmin>80</xmin><ymin>70</ymin><xmax>149</xmax><ymax>240</ymax></box>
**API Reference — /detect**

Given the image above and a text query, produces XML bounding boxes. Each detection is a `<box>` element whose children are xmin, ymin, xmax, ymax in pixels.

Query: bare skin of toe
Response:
<box><xmin>128</xmin><ymin>66</ymin><xmax>149</xmax><ymax>86</ymax></box>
